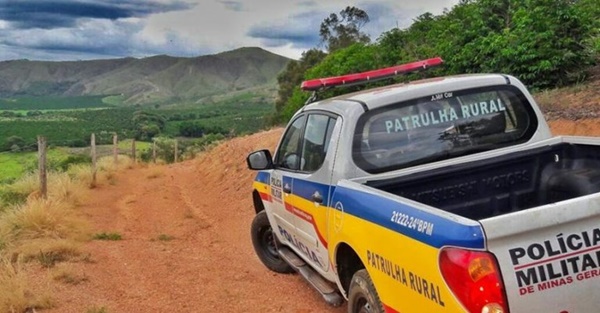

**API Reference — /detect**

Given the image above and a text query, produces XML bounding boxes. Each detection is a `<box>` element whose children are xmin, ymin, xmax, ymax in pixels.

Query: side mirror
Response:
<box><xmin>247</xmin><ymin>149</ymin><xmax>274</xmax><ymax>170</ymax></box>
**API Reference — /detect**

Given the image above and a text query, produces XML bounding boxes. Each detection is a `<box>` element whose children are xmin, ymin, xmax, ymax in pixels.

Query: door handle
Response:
<box><xmin>283</xmin><ymin>184</ymin><xmax>292</xmax><ymax>194</ymax></box>
<box><xmin>312</xmin><ymin>191</ymin><xmax>323</xmax><ymax>204</ymax></box>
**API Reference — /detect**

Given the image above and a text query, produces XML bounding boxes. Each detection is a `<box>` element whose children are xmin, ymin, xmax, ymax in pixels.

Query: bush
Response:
<box><xmin>57</xmin><ymin>154</ymin><xmax>91</xmax><ymax>171</ymax></box>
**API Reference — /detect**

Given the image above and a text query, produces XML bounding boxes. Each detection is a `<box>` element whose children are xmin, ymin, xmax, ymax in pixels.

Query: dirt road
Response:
<box><xmin>45</xmin><ymin>128</ymin><xmax>343</xmax><ymax>313</ymax></box>
<box><xmin>44</xmin><ymin>120</ymin><xmax>600</xmax><ymax>312</ymax></box>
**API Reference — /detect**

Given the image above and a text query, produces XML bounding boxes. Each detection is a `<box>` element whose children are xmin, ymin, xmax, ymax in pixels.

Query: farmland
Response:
<box><xmin>0</xmin><ymin>94</ymin><xmax>274</xmax><ymax>183</ymax></box>
<box><xmin>0</xmin><ymin>94</ymin><xmax>275</xmax><ymax>150</ymax></box>
<box><xmin>0</xmin><ymin>95</ymin><xmax>113</xmax><ymax>110</ymax></box>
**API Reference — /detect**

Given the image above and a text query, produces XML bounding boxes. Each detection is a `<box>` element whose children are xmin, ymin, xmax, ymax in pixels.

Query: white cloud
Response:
<box><xmin>0</xmin><ymin>0</ymin><xmax>459</xmax><ymax>61</ymax></box>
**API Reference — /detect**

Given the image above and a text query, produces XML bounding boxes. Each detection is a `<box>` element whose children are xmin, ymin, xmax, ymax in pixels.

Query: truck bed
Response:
<box><xmin>366</xmin><ymin>141</ymin><xmax>600</xmax><ymax>220</ymax></box>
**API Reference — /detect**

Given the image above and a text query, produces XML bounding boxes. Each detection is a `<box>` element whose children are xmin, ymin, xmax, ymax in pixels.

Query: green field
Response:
<box><xmin>0</xmin><ymin>96</ymin><xmax>113</xmax><ymax>110</ymax></box>
<box><xmin>0</xmin><ymin>149</ymin><xmax>72</xmax><ymax>183</ymax></box>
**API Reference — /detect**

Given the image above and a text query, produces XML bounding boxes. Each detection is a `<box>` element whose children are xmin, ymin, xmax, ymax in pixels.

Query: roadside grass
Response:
<box><xmin>92</xmin><ymin>232</ymin><xmax>122</xmax><ymax>241</ymax></box>
<box><xmin>97</xmin><ymin>155</ymin><xmax>134</xmax><ymax>172</ymax></box>
<box><xmin>0</xmin><ymin>170</ymin><xmax>89</xmax><ymax>207</ymax></box>
<box><xmin>0</xmin><ymin>154</ymin><xmax>133</xmax><ymax>311</ymax></box>
<box><xmin>67</xmin><ymin>163</ymin><xmax>98</xmax><ymax>188</ymax></box>
<box><xmin>0</xmin><ymin>259</ymin><xmax>54</xmax><ymax>313</ymax></box>
<box><xmin>0</xmin><ymin>199</ymin><xmax>89</xmax><ymax>242</ymax></box>
<box><xmin>52</xmin><ymin>264</ymin><xmax>89</xmax><ymax>285</ymax></box>
<box><xmin>17</xmin><ymin>239</ymin><xmax>84</xmax><ymax>268</ymax></box>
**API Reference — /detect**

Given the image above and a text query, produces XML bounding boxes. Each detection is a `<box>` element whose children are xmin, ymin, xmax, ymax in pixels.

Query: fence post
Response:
<box><xmin>113</xmin><ymin>133</ymin><xmax>118</xmax><ymax>166</ymax></box>
<box><xmin>131</xmin><ymin>139</ymin><xmax>136</xmax><ymax>164</ymax></box>
<box><xmin>37</xmin><ymin>136</ymin><xmax>47</xmax><ymax>199</ymax></box>
<box><xmin>152</xmin><ymin>140</ymin><xmax>157</xmax><ymax>164</ymax></box>
<box><xmin>91</xmin><ymin>133</ymin><xmax>97</xmax><ymax>186</ymax></box>
<box><xmin>174</xmin><ymin>139</ymin><xmax>178</xmax><ymax>163</ymax></box>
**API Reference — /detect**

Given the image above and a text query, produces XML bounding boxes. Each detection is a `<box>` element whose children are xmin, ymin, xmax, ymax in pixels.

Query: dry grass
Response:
<box><xmin>4</xmin><ymin>171</ymin><xmax>89</xmax><ymax>206</ymax></box>
<box><xmin>67</xmin><ymin>164</ymin><xmax>98</xmax><ymax>188</ymax></box>
<box><xmin>0</xmin><ymin>259</ymin><xmax>54</xmax><ymax>313</ymax></box>
<box><xmin>0</xmin><ymin>154</ymin><xmax>136</xmax><ymax>311</ymax></box>
<box><xmin>14</xmin><ymin>238</ymin><xmax>85</xmax><ymax>267</ymax></box>
<box><xmin>0</xmin><ymin>199</ymin><xmax>90</xmax><ymax>242</ymax></box>
<box><xmin>52</xmin><ymin>264</ymin><xmax>89</xmax><ymax>285</ymax></box>
<box><xmin>97</xmin><ymin>155</ymin><xmax>134</xmax><ymax>172</ymax></box>
<box><xmin>48</xmin><ymin>172</ymin><xmax>88</xmax><ymax>205</ymax></box>
<box><xmin>4</xmin><ymin>172</ymin><xmax>38</xmax><ymax>204</ymax></box>
<box><xmin>0</xmin><ymin>197</ymin><xmax>90</xmax><ymax>270</ymax></box>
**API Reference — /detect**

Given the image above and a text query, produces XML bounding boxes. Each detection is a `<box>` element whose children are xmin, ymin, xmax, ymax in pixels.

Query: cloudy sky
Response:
<box><xmin>0</xmin><ymin>0</ymin><xmax>458</xmax><ymax>61</ymax></box>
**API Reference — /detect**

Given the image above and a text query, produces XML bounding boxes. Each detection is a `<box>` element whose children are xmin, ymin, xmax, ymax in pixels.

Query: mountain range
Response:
<box><xmin>0</xmin><ymin>47</ymin><xmax>290</xmax><ymax>105</ymax></box>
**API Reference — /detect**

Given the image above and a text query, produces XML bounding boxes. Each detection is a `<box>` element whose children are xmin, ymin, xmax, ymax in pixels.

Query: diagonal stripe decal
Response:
<box><xmin>284</xmin><ymin>201</ymin><xmax>329</xmax><ymax>249</ymax></box>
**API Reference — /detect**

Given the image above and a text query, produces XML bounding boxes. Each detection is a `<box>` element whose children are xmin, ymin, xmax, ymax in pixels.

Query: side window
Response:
<box><xmin>300</xmin><ymin>115</ymin><xmax>337</xmax><ymax>172</ymax></box>
<box><xmin>275</xmin><ymin>115</ymin><xmax>307</xmax><ymax>170</ymax></box>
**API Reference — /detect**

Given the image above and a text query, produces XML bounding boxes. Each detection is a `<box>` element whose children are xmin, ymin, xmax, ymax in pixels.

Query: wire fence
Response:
<box><xmin>36</xmin><ymin>133</ymin><xmax>178</xmax><ymax>198</ymax></box>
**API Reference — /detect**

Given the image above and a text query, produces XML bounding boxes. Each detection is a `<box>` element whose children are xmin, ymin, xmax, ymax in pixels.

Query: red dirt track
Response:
<box><xmin>43</xmin><ymin>120</ymin><xmax>600</xmax><ymax>312</ymax></box>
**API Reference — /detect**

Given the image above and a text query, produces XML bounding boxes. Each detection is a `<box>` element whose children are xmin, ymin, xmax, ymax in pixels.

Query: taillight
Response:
<box><xmin>439</xmin><ymin>247</ymin><xmax>509</xmax><ymax>313</ymax></box>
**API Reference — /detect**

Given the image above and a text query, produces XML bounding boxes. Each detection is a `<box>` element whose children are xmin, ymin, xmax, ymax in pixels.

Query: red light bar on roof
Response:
<box><xmin>300</xmin><ymin>57</ymin><xmax>443</xmax><ymax>91</ymax></box>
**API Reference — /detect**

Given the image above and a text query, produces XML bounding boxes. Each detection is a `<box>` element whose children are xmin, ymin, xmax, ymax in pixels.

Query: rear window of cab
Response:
<box><xmin>352</xmin><ymin>85</ymin><xmax>538</xmax><ymax>173</ymax></box>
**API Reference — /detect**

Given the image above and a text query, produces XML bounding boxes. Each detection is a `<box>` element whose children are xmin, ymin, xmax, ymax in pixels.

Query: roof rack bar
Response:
<box><xmin>300</xmin><ymin>57</ymin><xmax>444</xmax><ymax>92</ymax></box>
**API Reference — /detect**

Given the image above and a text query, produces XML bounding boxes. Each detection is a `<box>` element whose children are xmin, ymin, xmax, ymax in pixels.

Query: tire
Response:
<box><xmin>250</xmin><ymin>211</ymin><xmax>294</xmax><ymax>274</ymax></box>
<box><xmin>347</xmin><ymin>269</ymin><xmax>385</xmax><ymax>313</ymax></box>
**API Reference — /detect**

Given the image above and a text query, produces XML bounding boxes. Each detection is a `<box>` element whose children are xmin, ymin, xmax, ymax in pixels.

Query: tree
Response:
<box><xmin>5</xmin><ymin>136</ymin><xmax>26</xmax><ymax>152</ymax></box>
<box><xmin>319</xmin><ymin>6</ymin><xmax>371</xmax><ymax>52</ymax></box>
<box><xmin>178</xmin><ymin>121</ymin><xmax>204</xmax><ymax>137</ymax></box>
<box><xmin>132</xmin><ymin>111</ymin><xmax>166</xmax><ymax>140</ymax></box>
<box><xmin>474</xmin><ymin>0</ymin><xmax>593</xmax><ymax>87</ymax></box>
<box><xmin>271</xmin><ymin>6</ymin><xmax>373</xmax><ymax>125</ymax></box>
<box><xmin>271</xmin><ymin>49</ymin><xmax>326</xmax><ymax>124</ymax></box>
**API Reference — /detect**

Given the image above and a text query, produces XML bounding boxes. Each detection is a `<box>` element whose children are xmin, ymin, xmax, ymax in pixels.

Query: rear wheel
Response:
<box><xmin>348</xmin><ymin>269</ymin><xmax>385</xmax><ymax>313</ymax></box>
<box><xmin>250</xmin><ymin>211</ymin><xmax>294</xmax><ymax>273</ymax></box>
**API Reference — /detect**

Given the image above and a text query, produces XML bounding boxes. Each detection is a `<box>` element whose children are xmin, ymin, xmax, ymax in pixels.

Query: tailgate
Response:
<box><xmin>480</xmin><ymin>193</ymin><xmax>600</xmax><ymax>313</ymax></box>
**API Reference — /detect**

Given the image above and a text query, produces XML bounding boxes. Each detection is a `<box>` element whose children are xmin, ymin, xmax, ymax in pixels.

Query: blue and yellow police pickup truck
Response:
<box><xmin>246</xmin><ymin>58</ymin><xmax>600</xmax><ymax>313</ymax></box>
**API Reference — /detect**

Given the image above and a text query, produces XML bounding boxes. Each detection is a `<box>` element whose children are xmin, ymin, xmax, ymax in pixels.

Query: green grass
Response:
<box><xmin>0</xmin><ymin>153</ymin><xmax>27</xmax><ymax>183</ymax></box>
<box><xmin>0</xmin><ymin>149</ymin><xmax>72</xmax><ymax>183</ymax></box>
<box><xmin>117</xmin><ymin>139</ymin><xmax>151</xmax><ymax>151</ymax></box>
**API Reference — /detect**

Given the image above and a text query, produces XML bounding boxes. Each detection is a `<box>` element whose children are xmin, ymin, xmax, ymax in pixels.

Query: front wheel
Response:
<box><xmin>250</xmin><ymin>211</ymin><xmax>294</xmax><ymax>273</ymax></box>
<box><xmin>347</xmin><ymin>269</ymin><xmax>385</xmax><ymax>313</ymax></box>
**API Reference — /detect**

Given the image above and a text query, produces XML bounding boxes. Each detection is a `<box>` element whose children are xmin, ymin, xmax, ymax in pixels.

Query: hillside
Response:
<box><xmin>0</xmin><ymin>47</ymin><xmax>290</xmax><ymax>105</ymax></box>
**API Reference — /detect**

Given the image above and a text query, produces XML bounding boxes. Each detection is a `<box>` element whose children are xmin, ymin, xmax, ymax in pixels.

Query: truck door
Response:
<box><xmin>274</xmin><ymin>112</ymin><xmax>340</xmax><ymax>273</ymax></box>
<box><xmin>269</xmin><ymin>115</ymin><xmax>307</xmax><ymax>245</ymax></box>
